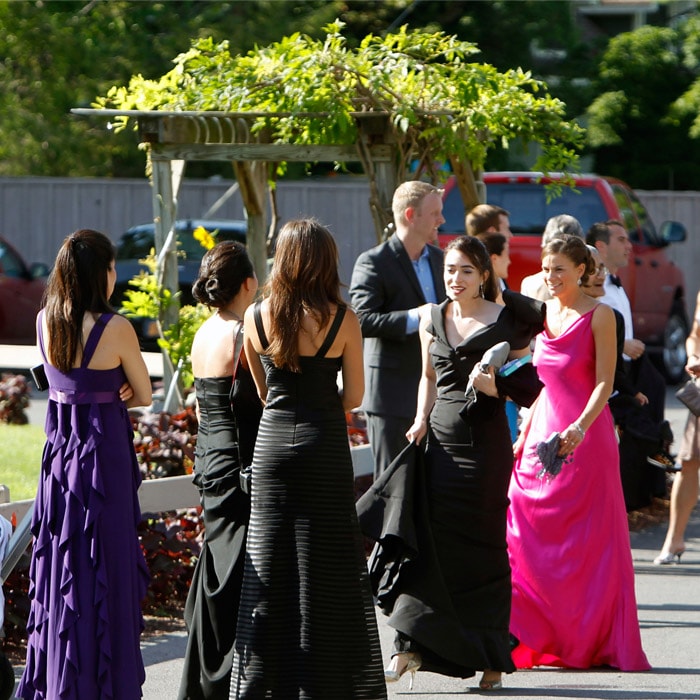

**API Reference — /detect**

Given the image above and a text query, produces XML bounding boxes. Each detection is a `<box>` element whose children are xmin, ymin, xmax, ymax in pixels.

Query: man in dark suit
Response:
<box><xmin>587</xmin><ymin>220</ymin><xmax>672</xmax><ymax>509</ymax></box>
<box><xmin>350</xmin><ymin>181</ymin><xmax>447</xmax><ymax>479</ymax></box>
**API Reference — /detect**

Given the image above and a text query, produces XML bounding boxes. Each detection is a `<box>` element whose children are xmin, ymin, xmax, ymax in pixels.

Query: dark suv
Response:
<box><xmin>113</xmin><ymin>219</ymin><xmax>247</xmax><ymax>348</ymax></box>
<box><xmin>439</xmin><ymin>172</ymin><xmax>689</xmax><ymax>383</ymax></box>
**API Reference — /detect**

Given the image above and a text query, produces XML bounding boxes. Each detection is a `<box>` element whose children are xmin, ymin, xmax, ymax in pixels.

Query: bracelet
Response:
<box><xmin>573</xmin><ymin>422</ymin><xmax>586</xmax><ymax>439</ymax></box>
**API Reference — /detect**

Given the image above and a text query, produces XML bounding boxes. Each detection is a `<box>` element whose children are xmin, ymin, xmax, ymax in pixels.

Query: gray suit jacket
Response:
<box><xmin>349</xmin><ymin>235</ymin><xmax>446</xmax><ymax>418</ymax></box>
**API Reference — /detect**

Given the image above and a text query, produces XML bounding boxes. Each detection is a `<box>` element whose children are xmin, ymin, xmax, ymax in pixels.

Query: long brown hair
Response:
<box><xmin>265</xmin><ymin>219</ymin><xmax>343</xmax><ymax>371</ymax></box>
<box><xmin>43</xmin><ymin>229</ymin><xmax>115</xmax><ymax>372</ymax></box>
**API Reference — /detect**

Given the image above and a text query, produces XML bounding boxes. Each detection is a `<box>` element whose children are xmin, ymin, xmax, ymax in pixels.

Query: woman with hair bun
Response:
<box><xmin>506</xmin><ymin>235</ymin><xmax>650</xmax><ymax>671</ymax></box>
<box><xmin>178</xmin><ymin>240</ymin><xmax>261</xmax><ymax>700</ymax></box>
<box><xmin>17</xmin><ymin>229</ymin><xmax>152</xmax><ymax>700</ymax></box>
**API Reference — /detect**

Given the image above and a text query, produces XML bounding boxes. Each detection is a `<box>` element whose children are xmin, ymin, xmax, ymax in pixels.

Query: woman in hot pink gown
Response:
<box><xmin>507</xmin><ymin>236</ymin><xmax>649</xmax><ymax>671</ymax></box>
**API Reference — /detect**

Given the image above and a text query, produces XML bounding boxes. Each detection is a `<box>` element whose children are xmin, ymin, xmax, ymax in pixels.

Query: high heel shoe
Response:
<box><xmin>384</xmin><ymin>652</ymin><xmax>421</xmax><ymax>690</ymax></box>
<box><xmin>478</xmin><ymin>671</ymin><xmax>503</xmax><ymax>691</ymax></box>
<box><xmin>653</xmin><ymin>548</ymin><xmax>685</xmax><ymax>565</ymax></box>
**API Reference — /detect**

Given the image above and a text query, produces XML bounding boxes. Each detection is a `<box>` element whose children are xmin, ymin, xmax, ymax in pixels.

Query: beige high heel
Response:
<box><xmin>478</xmin><ymin>670</ymin><xmax>503</xmax><ymax>691</ymax></box>
<box><xmin>384</xmin><ymin>652</ymin><xmax>422</xmax><ymax>690</ymax></box>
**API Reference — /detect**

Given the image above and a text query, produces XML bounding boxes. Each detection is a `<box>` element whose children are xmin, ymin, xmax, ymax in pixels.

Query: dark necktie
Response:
<box><xmin>609</xmin><ymin>274</ymin><xmax>622</xmax><ymax>288</ymax></box>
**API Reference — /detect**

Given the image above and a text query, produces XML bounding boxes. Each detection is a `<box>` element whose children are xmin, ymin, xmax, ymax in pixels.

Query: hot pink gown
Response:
<box><xmin>506</xmin><ymin>308</ymin><xmax>650</xmax><ymax>671</ymax></box>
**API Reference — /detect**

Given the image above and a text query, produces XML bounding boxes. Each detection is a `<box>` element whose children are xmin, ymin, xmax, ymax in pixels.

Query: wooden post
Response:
<box><xmin>233</xmin><ymin>160</ymin><xmax>269</xmax><ymax>285</ymax></box>
<box><xmin>150</xmin><ymin>156</ymin><xmax>185</xmax><ymax>410</ymax></box>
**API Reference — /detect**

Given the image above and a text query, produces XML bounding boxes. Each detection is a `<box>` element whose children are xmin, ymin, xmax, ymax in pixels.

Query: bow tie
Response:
<box><xmin>609</xmin><ymin>274</ymin><xmax>622</xmax><ymax>288</ymax></box>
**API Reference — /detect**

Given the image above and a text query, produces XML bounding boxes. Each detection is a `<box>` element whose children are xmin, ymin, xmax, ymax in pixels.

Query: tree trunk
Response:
<box><xmin>233</xmin><ymin>160</ymin><xmax>270</xmax><ymax>285</ymax></box>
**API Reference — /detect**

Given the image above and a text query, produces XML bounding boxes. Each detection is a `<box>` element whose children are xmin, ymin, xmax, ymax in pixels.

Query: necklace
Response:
<box><xmin>219</xmin><ymin>308</ymin><xmax>243</xmax><ymax>322</ymax></box>
<box><xmin>555</xmin><ymin>304</ymin><xmax>576</xmax><ymax>336</ymax></box>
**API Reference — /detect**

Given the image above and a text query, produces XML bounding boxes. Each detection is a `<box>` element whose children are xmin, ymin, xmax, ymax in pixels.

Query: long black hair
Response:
<box><xmin>43</xmin><ymin>229</ymin><xmax>115</xmax><ymax>372</ymax></box>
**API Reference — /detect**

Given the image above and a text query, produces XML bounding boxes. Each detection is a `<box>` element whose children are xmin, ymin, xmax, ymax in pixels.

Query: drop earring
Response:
<box><xmin>577</xmin><ymin>278</ymin><xmax>582</xmax><ymax>286</ymax></box>
<box><xmin>479</xmin><ymin>283</ymin><xmax>484</xmax><ymax>298</ymax></box>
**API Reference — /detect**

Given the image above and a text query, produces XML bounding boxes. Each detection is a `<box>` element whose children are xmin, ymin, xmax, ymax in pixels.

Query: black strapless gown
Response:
<box><xmin>178</xmin><ymin>367</ymin><xmax>261</xmax><ymax>700</ymax></box>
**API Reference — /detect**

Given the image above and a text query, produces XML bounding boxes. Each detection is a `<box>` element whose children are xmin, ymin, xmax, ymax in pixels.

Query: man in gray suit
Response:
<box><xmin>350</xmin><ymin>181</ymin><xmax>447</xmax><ymax>479</ymax></box>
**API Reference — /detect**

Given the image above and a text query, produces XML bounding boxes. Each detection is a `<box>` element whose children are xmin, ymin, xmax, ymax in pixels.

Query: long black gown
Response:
<box><xmin>229</xmin><ymin>303</ymin><xmax>386</xmax><ymax>699</ymax></box>
<box><xmin>363</xmin><ymin>291</ymin><xmax>544</xmax><ymax>679</ymax></box>
<box><xmin>178</xmin><ymin>362</ymin><xmax>261</xmax><ymax>700</ymax></box>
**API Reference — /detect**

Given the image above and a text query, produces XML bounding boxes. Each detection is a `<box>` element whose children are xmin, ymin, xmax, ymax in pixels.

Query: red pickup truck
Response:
<box><xmin>438</xmin><ymin>172</ymin><xmax>689</xmax><ymax>383</ymax></box>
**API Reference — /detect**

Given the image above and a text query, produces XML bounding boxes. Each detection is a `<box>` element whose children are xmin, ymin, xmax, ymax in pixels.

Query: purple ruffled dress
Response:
<box><xmin>17</xmin><ymin>312</ymin><xmax>149</xmax><ymax>700</ymax></box>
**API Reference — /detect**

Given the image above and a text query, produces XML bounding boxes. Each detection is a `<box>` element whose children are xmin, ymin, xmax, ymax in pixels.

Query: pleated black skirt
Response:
<box><xmin>229</xmin><ymin>404</ymin><xmax>386</xmax><ymax>699</ymax></box>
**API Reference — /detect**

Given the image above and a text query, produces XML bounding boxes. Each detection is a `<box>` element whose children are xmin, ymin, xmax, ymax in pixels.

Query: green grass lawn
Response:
<box><xmin>0</xmin><ymin>423</ymin><xmax>44</xmax><ymax>501</ymax></box>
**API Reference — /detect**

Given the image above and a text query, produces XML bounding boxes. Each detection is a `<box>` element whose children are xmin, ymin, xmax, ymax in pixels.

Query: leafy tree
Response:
<box><xmin>586</xmin><ymin>22</ymin><xmax>700</xmax><ymax>189</ymax></box>
<box><xmin>98</xmin><ymin>20</ymin><xmax>583</xmax><ymax>238</ymax></box>
<box><xmin>0</xmin><ymin>1</ymin><xmax>590</xmax><ymax>178</ymax></box>
<box><xmin>0</xmin><ymin>0</ymin><xmax>341</xmax><ymax>177</ymax></box>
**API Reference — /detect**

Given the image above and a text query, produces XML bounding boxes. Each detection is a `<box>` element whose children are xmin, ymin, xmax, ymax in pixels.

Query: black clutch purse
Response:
<box><xmin>30</xmin><ymin>363</ymin><xmax>48</xmax><ymax>391</ymax></box>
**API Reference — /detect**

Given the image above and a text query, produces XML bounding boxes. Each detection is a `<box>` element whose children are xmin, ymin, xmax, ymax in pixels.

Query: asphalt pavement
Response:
<box><xmin>5</xmin><ymin>371</ymin><xmax>700</xmax><ymax>699</ymax></box>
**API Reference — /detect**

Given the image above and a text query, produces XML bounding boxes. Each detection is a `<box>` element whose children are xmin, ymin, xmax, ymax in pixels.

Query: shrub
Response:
<box><xmin>131</xmin><ymin>405</ymin><xmax>198</xmax><ymax>479</ymax></box>
<box><xmin>0</xmin><ymin>374</ymin><xmax>30</xmax><ymax>425</ymax></box>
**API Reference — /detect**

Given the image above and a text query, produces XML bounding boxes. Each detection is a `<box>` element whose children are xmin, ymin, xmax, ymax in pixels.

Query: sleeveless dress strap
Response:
<box><xmin>253</xmin><ymin>301</ymin><xmax>270</xmax><ymax>351</ymax></box>
<box><xmin>81</xmin><ymin>313</ymin><xmax>113</xmax><ymax>368</ymax></box>
<box><xmin>315</xmin><ymin>305</ymin><xmax>346</xmax><ymax>358</ymax></box>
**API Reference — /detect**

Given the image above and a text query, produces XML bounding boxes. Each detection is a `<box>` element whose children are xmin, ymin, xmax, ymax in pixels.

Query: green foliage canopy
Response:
<box><xmin>97</xmin><ymin>21</ymin><xmax>584</xmax><ymax>195</ymax></box>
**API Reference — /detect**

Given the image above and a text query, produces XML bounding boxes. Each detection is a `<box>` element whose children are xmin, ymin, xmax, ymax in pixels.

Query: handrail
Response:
<box><xmin>0</xmin><ymin>444</ymin><xmax>373</xmax><ymax>583</ymax></box>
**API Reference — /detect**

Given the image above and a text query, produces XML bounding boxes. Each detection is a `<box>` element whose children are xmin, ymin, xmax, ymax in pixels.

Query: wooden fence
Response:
<box><xmin>1</xmin><ymin>176</ymin><xmax>697</xmax><ymax>315</ymax></box>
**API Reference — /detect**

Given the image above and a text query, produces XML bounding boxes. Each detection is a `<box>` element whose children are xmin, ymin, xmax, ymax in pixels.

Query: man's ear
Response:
<box><xmin>404</xmin><ymin>206</ymin><xmax>415</xmax><ymax>224</ymax></box>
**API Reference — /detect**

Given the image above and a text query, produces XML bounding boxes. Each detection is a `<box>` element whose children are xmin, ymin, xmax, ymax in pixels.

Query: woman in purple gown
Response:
<box><xmin>507</xmin><ymin>235</ymin><xmax>649</xmax><ymax>671</ymax></box>
<box><xmin>17</xmin><ymin>229</ymin><xmax>153</xmax><ymax>700</ymax></box>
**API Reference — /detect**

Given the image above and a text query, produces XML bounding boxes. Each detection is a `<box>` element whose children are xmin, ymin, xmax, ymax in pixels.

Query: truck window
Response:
<box><xmin>444</xmin><ymin>183</ymin><xmax>608</xmax><ymax>235</ymax></box>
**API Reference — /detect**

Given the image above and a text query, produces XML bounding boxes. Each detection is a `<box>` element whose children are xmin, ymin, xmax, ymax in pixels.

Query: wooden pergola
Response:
<box><xmin>71</xmin><ymin>108</ymin><xmax>408</xmax><ymax>408</ymax></box>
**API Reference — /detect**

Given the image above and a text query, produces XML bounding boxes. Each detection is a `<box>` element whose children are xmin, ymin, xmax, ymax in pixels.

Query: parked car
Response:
<box><xmin>112</xmin><ymin>219</ymin><xmax>247</xmax><ymax>349</ymax></box>
<box><xmin>439</xmin><ymin>172</ymin><xmax>689</xmax><ymax>383</ymax></box>
<box><xmin>0</xmin><ymin>237</ymin><xmax>49</xmax><ymax>344</ymax></box>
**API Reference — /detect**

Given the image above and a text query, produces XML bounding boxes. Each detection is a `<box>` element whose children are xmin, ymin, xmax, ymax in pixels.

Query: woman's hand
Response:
<box><xmin>470</xmin><ymin>365</ymin><xmax>498</xmax><ymax>398</ymax></box>
<box><xmin>686</xmin><ymin>354</ymin><xmax>700</xmax><ymax>378</ymax></box>
<box><xmin>406</xmin><ymin>418</ymin><xmax>428</xmax><ymax>445</ymax></box>
<box><xmin>513</xmin><ymin>431</ymin><xmax>526</xmax><ymax>458</ymax></box>
<box><xmin>634</xmin><ymin>391</ymin><xmax>649</xmax><ymax>406</ymax></box>
<box><xmin>118</xmin><ymin>382</ymin><xmax>134</xmax><ymax>403</ymax></box>
<box><xmin>558</xmin><ymin>422</ymin><xmax>585</xmax><ymax>457</ymax></box>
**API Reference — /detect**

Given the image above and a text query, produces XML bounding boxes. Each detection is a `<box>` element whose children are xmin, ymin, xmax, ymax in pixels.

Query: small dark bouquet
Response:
<box><xmin>535</xmin><ymin>431</ymin><xmax>572</xmax><ymax>481</ymax></box>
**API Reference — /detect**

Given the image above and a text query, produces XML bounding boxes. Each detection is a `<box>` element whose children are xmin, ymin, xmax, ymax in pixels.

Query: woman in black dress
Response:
<box><xmin>230</xmin><ymin>219</ymin><xmax>386</xmax><ymax>699</ymax></box>
<box><xmin>178</xmin><ymin>241</ymin><xmax>261</xmax><ymax>700</ymax></box>
<box><xmin>379</xmin><ymin>236</ymin><xmax>544</xmax><ymax>691</ymax></box>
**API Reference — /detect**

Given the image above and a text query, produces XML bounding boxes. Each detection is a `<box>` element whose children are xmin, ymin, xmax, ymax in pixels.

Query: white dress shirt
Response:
<box><xmin>600</xmin><ymin>274</ymin><xmax>633</xmax><ymax>359</ymax></box>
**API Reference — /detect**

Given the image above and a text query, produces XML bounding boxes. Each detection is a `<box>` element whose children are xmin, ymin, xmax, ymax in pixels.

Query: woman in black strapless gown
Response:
<box><xmin>372</xmin><ymin>236</ymin><xmax>544</xmax><ymax>692</ymax></box>
<box><xmin>178</xmin><ymin>241</ymin><xmax>261</xmax><ymax>700</ymax></box>
<box><xmin>230</xmin><ymin>219</ymin><xmax>386</xmax><ymax>700</ymax></box>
